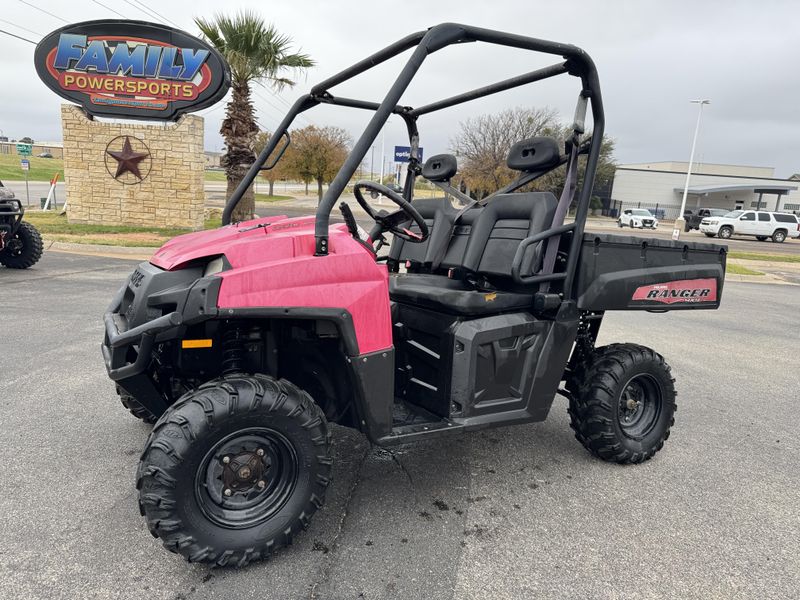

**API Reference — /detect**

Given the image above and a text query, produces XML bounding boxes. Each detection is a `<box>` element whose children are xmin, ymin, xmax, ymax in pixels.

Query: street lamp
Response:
<box><xmin>673</xmin><ymin>99</ymin><xmax>710</xmax><ymax>240</ymax></box>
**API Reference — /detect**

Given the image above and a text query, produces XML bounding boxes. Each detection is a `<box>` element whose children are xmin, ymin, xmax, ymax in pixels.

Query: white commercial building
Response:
<box><xmin>609</xmin><ymin>161</ymin><xmax>799</xmax><ymax>219</ymax></box>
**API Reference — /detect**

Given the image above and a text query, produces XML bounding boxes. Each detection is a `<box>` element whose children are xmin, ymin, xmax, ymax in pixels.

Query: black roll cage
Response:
<box><xmin>222</xmin><ymin>22</ymin><xmax>605</xmax><ymax>294</ymax></box>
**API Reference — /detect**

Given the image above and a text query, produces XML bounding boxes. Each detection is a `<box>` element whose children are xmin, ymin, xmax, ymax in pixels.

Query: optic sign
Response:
<box><xmin>394</xmin><ymin>146</ymin><xmax>424</xmax><ymax>163</ymax></box>
<box><xmin>34</xmin><ymin>20</ymin><xmax>230</xmax><ymax>121</ymax></box>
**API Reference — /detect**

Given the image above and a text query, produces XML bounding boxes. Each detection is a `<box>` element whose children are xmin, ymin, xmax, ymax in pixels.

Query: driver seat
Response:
<box><xmin>389</xmin><ymin>192</ymin><xmax>558</xmax><ymax>316</ymax></box>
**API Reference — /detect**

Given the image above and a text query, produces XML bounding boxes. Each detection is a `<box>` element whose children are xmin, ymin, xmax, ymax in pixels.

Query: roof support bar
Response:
<box><xmin>410</xmin><ymin>62</ymin><xmax>568</xmax><ymax>117</ymax></box>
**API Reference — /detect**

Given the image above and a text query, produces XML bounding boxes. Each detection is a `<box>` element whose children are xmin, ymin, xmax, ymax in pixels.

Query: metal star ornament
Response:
<box><xmin>106</xmin><ymin>136</ymin><xmax>150</xmax><ymax>180</ymax></box>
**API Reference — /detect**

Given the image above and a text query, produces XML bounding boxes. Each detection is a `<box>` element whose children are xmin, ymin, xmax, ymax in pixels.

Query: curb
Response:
<box><xmin>44</xmin><ymin>239</ymin><xmax>153</xmax><ymax>260</ymax></box>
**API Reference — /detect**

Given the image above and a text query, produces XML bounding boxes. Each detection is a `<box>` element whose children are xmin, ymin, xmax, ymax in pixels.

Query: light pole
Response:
<box><xmin>673</xmin><ymin>99</ymin><xmax>710</xmax><ymax>240</ymax></box>
<box><xmin>370</xmin><ymin>145</ymin><xmax>375</xmax><ymax>179</ymax></box>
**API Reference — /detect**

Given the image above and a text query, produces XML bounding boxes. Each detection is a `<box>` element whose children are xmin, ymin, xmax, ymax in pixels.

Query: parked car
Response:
<box><xmin>36</xmin><ymin>152</ymin><xmax>53</xmax><ymax>158</ymax></box>
<box><xmin>683</xmin><ymin>208</ymin><xmax>729</xmax><ymax>231</ymax></box>
<box><xmin>618</xmin><ymin>208</ymin><xmax>658</xmax><ymax>229</ymax></box>
<box><xmin>699</xmin><ymin>210</ymin><xmax>800</xmax><ymax>243</ymax></box>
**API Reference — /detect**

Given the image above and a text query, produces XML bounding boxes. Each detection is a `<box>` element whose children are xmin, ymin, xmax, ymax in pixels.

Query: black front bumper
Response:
<box><xmin>101</xmin><ymin>261</ymin><xmax>221</xmax><ymax>416</ymax></box>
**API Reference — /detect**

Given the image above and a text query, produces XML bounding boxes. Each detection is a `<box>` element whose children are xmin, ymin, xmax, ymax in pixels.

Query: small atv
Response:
<box><xmin>0</xmin><ymin>180</ymin><xmax>43</xmax><ymax>269</ymax></box>
<box><xmin>102</xmin><ymin>24</ymin><xmax>727</xmax><ymax>567</ymax></box>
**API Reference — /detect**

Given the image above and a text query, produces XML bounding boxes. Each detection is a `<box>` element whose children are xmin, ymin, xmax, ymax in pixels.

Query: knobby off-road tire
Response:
<box><xmin>137</xmin><ymin>374</ymin><xmax>332</xmax><ymax>566</ymax></box>
<box><xmin>0</xmin><ymin>221</ymin><xmax>43</xmax><ymax>269</ymax></box>
<box><xmin>118</xmin><ymin>389</ymin><xmax>158</xmax><ymax>424</ymax></box>
<box><xmin>566</xmin><ymin>344</ymin><xmax>676</xmax><ymax>464</ymax></box>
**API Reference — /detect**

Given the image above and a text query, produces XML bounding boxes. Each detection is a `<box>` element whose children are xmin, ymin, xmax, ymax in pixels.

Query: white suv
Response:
<box><xmin>618</xmin><ymin>208</ymin><xmax>658</xmax><ymax>229</ymax></box>
<box><xmin>699</xmin><ymin>210</ymin><xmax>800</xmax><ymax>243</ymax></box>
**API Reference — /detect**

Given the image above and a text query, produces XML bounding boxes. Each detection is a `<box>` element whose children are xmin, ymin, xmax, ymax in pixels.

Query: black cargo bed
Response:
<box><xmin>575</xmin><ymin>233</ymin><xmax>727</xmax><ymax>311</ymax></box>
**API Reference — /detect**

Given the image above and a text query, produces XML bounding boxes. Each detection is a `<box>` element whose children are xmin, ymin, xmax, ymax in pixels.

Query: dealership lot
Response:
<box><xmin>1</xmin><ymin>251</ymin><xmax>798</xmax><ymax>600</ymax></box>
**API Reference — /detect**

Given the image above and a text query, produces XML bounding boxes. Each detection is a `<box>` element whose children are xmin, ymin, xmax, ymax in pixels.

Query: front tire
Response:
<box><xmin>0</xmin><ymin>221</ymin><xmax>43</xmax><ymax>269</ymax></box>
<box><xmin>137</xmin><ymin>374</ymin><xmax>332</xmax><ymax>566</ymax></box>
<box><xmin>119</xmin><ymin>389</ymin><xmax>157</xmax><ymax>424</ymax></box>
<box><xmin>718</xmin><ymin>226</ymin><xmax>733</xmax><ymax>240</ymax></box>
<box><xmin>567</xmin><ymin>344</ymin><xmax>676</xmax><ymax>464</ymax></box>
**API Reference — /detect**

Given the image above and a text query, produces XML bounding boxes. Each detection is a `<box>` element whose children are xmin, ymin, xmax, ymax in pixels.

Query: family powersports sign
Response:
<box><xmin>34</xmin><ymin>20</ymin><xmax>230</xmax><ymax>121</ymax></box>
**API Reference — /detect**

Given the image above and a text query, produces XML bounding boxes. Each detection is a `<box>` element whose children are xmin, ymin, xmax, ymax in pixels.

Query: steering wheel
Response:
<box><xmin>353</xmin><ymin>181</ymin><xmax>429</xmax><ymax>243</ymax></box>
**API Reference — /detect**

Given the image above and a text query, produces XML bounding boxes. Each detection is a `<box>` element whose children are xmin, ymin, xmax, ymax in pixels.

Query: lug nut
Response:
<box><xmin>257</xmin><ymin>480</ymin><xmax>266</xmax><ymax>489</ymax></box>
<box><xmin>223</xmin><ymin>488</ymin><xmax>232</xmax><ymax>497</ymax></box>
<box><xmin>256</xmin><ymin>448</ymin><xmax>265</xmax><ymax>457</ymax></box>
<box><xmin>222</xmin><ymin>456</ymin><xmax>230</xmax><ymax>464</ymax></box>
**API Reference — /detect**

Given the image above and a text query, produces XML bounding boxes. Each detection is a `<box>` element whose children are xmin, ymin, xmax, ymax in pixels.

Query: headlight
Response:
<box><xmin>708</xmin><ymin>220</ymin><xmax>718</xmax><ymax>225</ymax></box>
<box><xmin>203</xmin><ymin>256</ymin><xmax>226</xmax><ymax>276</ymax></box>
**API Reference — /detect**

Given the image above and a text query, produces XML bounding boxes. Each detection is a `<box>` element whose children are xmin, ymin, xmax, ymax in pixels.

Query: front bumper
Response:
<box><xmin>101</xmin><ymin>261</ymin><xmax>221</xmax><ymax>415</ymax></box>
<box><xmin>699</xmin><ymin>224</ymin><xmax>719</xmax><ymax>235</ymax></box>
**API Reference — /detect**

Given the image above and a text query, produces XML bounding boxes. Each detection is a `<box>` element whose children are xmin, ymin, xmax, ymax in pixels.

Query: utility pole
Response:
<box><xmin>370</xmin><ymin>145</ymin><xmax>375</xmax><ymax>179</ymax></box>
<box><xmin>673</xmin><ymin>99</ymin><xmax>710</xmax><ymax>240</ymax></box>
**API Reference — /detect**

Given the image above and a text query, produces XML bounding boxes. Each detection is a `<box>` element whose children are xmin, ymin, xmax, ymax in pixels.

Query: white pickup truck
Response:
<box><xmin>699</xmin><ymin>210</ymin><xmax>800</xmax><ymax>243</ymax></box>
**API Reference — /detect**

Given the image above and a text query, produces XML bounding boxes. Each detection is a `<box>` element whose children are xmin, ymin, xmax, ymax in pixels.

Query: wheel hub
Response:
<box><xmin>617</xmin><ymin>374</ymin><xmax>662</xmax><ymax>439</ymax></box>
<box><xmin>195</xmin><ymin>428</ymin><xmax>299</xmax><ymax>529</ymax></box>
<box><xmin>221</xmin><ymin>450</ymin><xmax>269</xmax><ymax>493</ymax></box>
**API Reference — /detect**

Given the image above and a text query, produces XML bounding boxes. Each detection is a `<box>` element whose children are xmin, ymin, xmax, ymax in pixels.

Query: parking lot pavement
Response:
<box><xmin>1</xmin><ymin>251</ymin><xmax>798</xmax><ymax>600</ymax></box>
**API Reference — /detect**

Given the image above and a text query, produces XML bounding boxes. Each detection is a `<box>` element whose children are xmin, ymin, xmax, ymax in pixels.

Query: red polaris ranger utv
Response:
<box><xmin>102</xmin><ymin>24</ymin><xmax>727</xmax><ymax>566</ymax></box>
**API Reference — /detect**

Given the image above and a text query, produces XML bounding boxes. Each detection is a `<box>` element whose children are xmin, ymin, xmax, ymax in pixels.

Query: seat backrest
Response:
<box><xmin>388</xmin><ymin>197</ymin><xmax>450</xmax><ymax>266</ymax></box>
<box><xmin>435</xmin><ymin>205</ymin><xmax>483</xmax><ymax>270</ymax></box>
<box><xmin>461</xmin><ymin>192</ymin><xmax>558</xmax><ymax>281</ymax></box>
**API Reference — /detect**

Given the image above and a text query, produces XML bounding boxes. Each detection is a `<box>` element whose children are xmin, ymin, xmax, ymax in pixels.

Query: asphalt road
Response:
<box><xmin>1</xmin><ymin>251</ymin><xmax>798</xmax><ymax>599</ymax></box>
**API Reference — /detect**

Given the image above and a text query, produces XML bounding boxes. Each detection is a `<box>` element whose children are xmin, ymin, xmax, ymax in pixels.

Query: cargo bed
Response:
<box><xmin>575</xmin><ymin>233</ymin><xmax>726</xmax><ymax>311</ymax></box>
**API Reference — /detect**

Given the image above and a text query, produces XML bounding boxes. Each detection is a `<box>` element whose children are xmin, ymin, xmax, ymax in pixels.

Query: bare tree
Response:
<box><xmin>451</xmin><ymin>107</ymin><xmax>560</xmax><ymax>198</ymax></box>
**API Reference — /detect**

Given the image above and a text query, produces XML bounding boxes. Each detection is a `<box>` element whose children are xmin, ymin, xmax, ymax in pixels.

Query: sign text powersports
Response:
<box><xmin>34</xmin><ymin>20</ymin><xmax>230</xmax><ymax>121</ymax></box>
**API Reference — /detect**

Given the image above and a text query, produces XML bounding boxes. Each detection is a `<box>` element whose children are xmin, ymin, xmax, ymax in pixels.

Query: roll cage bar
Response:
<box><xmin>222</xmin><ymin>22</ymin><xmax>605</xmax><ymax>294</ymax></box>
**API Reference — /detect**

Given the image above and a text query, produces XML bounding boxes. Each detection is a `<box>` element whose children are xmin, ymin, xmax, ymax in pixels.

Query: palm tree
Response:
<box><xmin>195</xmin><ymin>11</ymin><xmax>313</xmax><ymax>222</ymax></box>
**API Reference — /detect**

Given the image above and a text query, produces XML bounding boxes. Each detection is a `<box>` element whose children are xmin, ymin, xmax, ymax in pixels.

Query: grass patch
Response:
<box><xmin>25</xmin><ymin>211</ymin><xmax>220</xmax><ymax>247</ymax></box>
<box><xmin>727</xmin><ymin>263</ymin><xmax>764</xmax><ymax>276</ymax></box>
<box><xmin>728</xmin><ymin>251</ymin><xmax>800</xmax><ymax>264</ymax></box>
<box><xmin>0</xmin><ymin>153</ymin><xmax>63</xmax><ymax>181</ymax></box>
<box><xmin>255</xmin><ymin>193</ymin><xmax>294</xmax><ymax>202</ymax></box>
<box><xmin>204</xmin><ymin>170</ymin><xmax>227</xmax><ymax>182</ymax></box>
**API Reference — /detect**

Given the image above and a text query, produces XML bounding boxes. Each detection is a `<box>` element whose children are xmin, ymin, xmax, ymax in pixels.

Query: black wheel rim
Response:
<box><xmin>195</xmin><ymin>428</ymin><xmax>299</xmax><ymax>529</ymax></box>
<box><xmin>617</xmin><ymin>374</ymin><xmax>662</xmax><ymax>440</ymax></box>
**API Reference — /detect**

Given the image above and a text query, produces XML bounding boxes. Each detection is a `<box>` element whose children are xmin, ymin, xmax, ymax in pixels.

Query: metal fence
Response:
<box><xmin>602</xmin><ymin>199</ymin><xmax>683</xmax><ymax>221</ymax></box>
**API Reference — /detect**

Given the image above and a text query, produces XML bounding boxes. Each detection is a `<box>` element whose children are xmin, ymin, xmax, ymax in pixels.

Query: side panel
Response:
<box><xmin>216</xmin><ymin>231</ymin><xmax>393</xmax><ymax>355</ymax></box>
<box><xmin>450</xmin><ymin>313</ymin><xmax>549</xmax><ymax>418</ymax></box>
<box><xmin>576</xmin><ymin>233</ymin><xmax>727</xmax><ymax>311</ymax></box>
<box><xmin>449</xmin><ymin>305</ymin><xmax>578</xmax><ymax>427</ymax></box>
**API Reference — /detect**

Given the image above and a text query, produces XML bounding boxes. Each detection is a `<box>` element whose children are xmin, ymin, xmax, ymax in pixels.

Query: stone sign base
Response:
<box><xmin>61</xmin><ymin>104</ymin><xmax>205</xmax><ymax>229</ymax></box>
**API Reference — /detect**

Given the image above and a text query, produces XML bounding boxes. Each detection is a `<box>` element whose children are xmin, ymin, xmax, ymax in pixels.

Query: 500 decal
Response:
<box><xmin>35</xmin><ymin>20</ymin><xmax>230</xmax><ymax>121</ymax></box>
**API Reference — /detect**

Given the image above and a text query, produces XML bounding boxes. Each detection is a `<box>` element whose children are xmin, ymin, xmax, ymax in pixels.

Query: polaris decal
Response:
<box><xmin>34</xmin><ymin>20</ymin><xmax>230</xmax><ymax>121</ymax></box>
<box><xmin>631</xmin><ymin>278</ymin><xmax>717</xmax><ymax>305</ymax></box>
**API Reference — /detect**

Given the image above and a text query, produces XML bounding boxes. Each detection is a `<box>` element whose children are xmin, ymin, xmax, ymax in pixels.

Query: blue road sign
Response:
<box><xmin>393</xmin><ymin>146</ymin><xmax>423</xmax><ymax>163</ymax></box>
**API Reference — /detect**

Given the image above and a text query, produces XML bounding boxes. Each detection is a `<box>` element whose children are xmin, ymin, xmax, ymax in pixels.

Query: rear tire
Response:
<box><xmin>0</xmin><ymin>221</ymin><xmax>43</xmax><ymax>269</ymax></box>
<box><xmin>772</xmin><ymin>230</ymin><xmax>787</xmax><ymax>243</ymax></box>
<box><xmin>566</xmin><ymin>344</ymin><xmax>676</xmax><ymax>464</ymax></box>
<box><xmin>718</xmin><ymin>226</ymin><xmax>733</xmax><ymax>240</ymax></box>
<box><xmin>137</xmin><ymin>373</ymin><xmax>331</xmax><ymax>566</ymax></box>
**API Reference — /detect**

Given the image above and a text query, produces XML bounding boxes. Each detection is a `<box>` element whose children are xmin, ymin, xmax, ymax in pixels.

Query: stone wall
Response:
<box><xmin>61</xmin><ymin>104</ymin><xmax>205</xmax><ymax>229</ymax></box>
